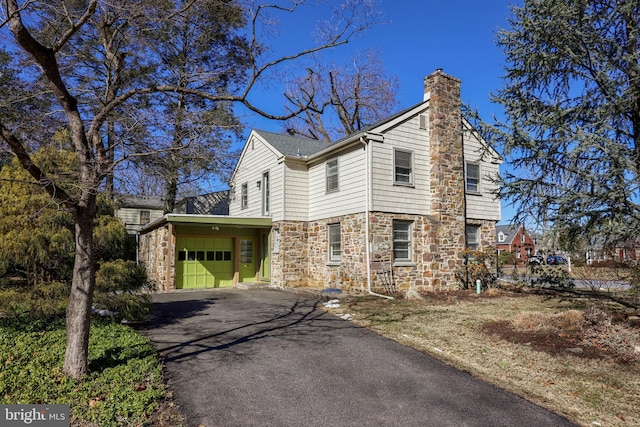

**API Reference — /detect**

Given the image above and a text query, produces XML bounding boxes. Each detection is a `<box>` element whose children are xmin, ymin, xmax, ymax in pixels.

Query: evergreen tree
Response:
<box><xmin>487</xmin><ymin>0</ymin><xmax>640</xmax><ymax>249</ymax></box>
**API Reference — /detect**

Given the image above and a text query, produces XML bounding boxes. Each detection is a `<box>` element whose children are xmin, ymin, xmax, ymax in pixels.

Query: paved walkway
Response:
<box><xmin>139</xmin><ymin>288</ymin><xmax>575</xmax><ymax>427</ymax></box>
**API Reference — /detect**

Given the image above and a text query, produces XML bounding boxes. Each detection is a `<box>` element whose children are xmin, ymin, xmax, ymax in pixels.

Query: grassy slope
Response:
<box><xmin>327</xmin><ymin>291</ymin><xmax>640</xmax><ymax>427</ymax></box>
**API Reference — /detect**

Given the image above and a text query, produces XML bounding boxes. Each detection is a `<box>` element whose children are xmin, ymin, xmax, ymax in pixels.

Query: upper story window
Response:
<box><xmin>394</xmin><ymin>149</ymin><xmax>413</xmax><ymax>185</ymax></box>
<box><xmin>139</xmin><ymin>210</ymin><xmax>150</xmax><ymax>225</ymax></box>
<box><xmin>466</xmin><ymin>162</ymin><xmax>480</xmax><ymax>193</ymax></box>
<box><xmin>498</xmin><ymin>232</ymin><xmax>505</xmax><ymax>243</ymax></box>
<box><xmin>393</xmin><ymin>220</ymin><xmax>412</xmax><ymax>261</ymax></box>
<box><xmin>262</xmin><ymin>172</ymin><xmax>270</xmax><ymax>215</ymax></box>
<box><xmin>465</xmin><ymin>225</ymin><xmax>480</xmax><ymax>249</ymax></box>
<box><xmin>241</xmin><ymin>182</ymin><xmax>248</xmax><ymax>209</ymax></box>
<box><xmin>520</xmin><ymin>232</ymin><xmax>526</xmax><ymax>243</ymax></box>
<box><xmin>326</xmin><ymin>158</ymin><xmax>339</xmax><ymax>193</ymax></box>
<box><xmin>328</xmin><ymin>223</ymin><xmax>341</xmax><ymax>263</ymax></box>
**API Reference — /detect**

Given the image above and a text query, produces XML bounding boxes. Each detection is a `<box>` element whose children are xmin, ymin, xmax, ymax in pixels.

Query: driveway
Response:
<box><xmin>140</xmin><ymin>288</ymin><xmax>575</xmax><ymax>427</ymax></box>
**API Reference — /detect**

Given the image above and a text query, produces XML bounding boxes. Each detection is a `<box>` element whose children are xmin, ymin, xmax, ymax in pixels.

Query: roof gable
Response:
<box><xmin>496</xmin><ymin>224</ymin><xmax>524</xmax><ymax>245</ymax></box>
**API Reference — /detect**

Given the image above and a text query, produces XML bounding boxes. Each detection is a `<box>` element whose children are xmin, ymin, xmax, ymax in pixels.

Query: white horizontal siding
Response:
<box><xmin>282</xmin><ymin>162</ymin><xmax>309</xmax><ymax>221</ymax></box>
<box><xmin>308</xmin><ymin>146</ymin><xmax>366</xmax><ymax>220</ymax></box>
<box><xmin>229</xmin><ymin>135</ymin><xmax>282</xmax><ymax>217</ymax></box>
<box><xmin>371</xmin><ymin>115</ymin><xmax>430</xmax><ymax>214</ymax></box>
<box><xmin>464</xmin><ymin>129</ymin><xmax>501</xmax><ymax>221</ymax></box>
<box><xmin>115</xmin><ymin>208</ymin><xmax>164</xmax><ymax>233</ymax></box>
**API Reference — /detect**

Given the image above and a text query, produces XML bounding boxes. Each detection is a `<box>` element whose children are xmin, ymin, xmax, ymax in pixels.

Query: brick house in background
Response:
<box><xmin>496</xmin><ymin>224</ymin><xmax>536</xmax><ymax>263</ymax></box>
<box><xmin>139</xmin><ymin>70</ymin><xmax>502</xmax><ymax>292</ymax></box>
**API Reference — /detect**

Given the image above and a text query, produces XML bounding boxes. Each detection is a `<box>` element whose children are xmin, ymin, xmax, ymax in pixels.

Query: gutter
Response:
<box><xmin>360</xmin><ymin>135</ymin><xmax>394</xmax><ymax>300</ymax></box>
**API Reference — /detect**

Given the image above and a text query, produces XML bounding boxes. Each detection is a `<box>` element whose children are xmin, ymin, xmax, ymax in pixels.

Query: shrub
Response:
<box><xmin>581</xmin><ymin>304</ymin><xmax>639</xmax><ymax>363</ymax></box>
<box><xmin>456</xmin><ymin>248</ymin><xmax>499</xmax><ymax>290</ymax></box>
<box><xmin>0</xmin><ymin>282</ymin><xmax>69</xmax><ymax>322</ymax></box>
<box><xmin>0</xmin><ymin>261</ymin><xmax>153</xmax><ymax>323</ymax></box>
<box><xmin>528</xmin><ymin>263</ymin><xmax>574</xmax><ymax>288</ymax></box>
<box><xmin>94</xmin><ymin>260</ymin><xmax>154</xmax><ymax>321</ymax></box>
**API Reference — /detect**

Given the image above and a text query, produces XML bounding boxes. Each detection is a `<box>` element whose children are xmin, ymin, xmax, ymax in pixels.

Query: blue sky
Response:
<box><xmin>237</xmin><ymin>0</ymin><xmax>517</xmax><ymax>222</ymax></box>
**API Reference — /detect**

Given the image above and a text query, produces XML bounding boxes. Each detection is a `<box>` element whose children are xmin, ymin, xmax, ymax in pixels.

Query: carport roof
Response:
<box><xmin>140</xmin><ymin>214</ymin><xmax>271</xmax><ymax>232</ymax></box>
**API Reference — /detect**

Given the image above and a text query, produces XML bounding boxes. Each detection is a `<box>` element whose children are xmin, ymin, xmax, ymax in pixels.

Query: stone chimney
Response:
<box><xmin>424</xmin><ymin>69</ymin><xmax>466</xmax><ymax>286</ymax></box>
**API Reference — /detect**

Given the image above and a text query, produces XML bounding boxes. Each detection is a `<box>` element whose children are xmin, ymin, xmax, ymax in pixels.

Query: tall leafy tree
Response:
<box><xmin>487</xmin><ymin>0</ymin><xmax>640</xmax><ymax>249</ymax></box>
<box><xmin>0</xmin><ymin>0</ymin><xmax>380</xmax><ymax>378</ymax></box>
<box><xmin>283</xmin><ymin>49</ymin><xmax>399</xmax><ymax>140</ymax></box>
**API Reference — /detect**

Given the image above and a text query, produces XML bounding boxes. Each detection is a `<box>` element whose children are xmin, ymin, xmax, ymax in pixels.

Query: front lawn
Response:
<box><xmin>324</xmin><ymin>288</ymin><xmax>640</xmax><ymax>427</ymax></box>
<box><xmin>0</xmin><ymin>319</ymin><xmax>182</xmax><ymax>427</ymax></box>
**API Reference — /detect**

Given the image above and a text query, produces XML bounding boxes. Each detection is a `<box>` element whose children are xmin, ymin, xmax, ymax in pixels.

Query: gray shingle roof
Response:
<box><xmin>254</xmin><ymin>130</ymin><xmax>333</xmax><ymax>157</ymax></box>
<box><xmin>496</xmin><ymin>224</ymin><xmax>523</xmax><ymax>245</ymax></box>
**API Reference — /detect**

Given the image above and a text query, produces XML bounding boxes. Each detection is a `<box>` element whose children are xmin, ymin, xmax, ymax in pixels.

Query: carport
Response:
<box><xmin>139</xmin><ymin>214</ymin><xmax>272</xmax><ymax>291</ymax></box>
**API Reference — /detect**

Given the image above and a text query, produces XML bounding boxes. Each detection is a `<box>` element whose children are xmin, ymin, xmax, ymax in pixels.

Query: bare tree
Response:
<box><xmin>283</xmin><ymin>49</ymin><xmax>399</xmax><ymax>140</ymax></box>
<box><xmin>0</xmin><ymin>0</ymin><xmax>380</xmax><ymax>379</ymax></box>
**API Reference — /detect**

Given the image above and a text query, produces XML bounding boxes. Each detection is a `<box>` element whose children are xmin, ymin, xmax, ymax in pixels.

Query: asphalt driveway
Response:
<box><xmin>140</xmin><ymin>288</ymin><xmax>575</xmax><ymax>427</ymax></box>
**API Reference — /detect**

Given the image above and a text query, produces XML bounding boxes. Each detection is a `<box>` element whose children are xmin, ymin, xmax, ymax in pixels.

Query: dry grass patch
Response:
<box><xmin>325</xmin><ymin>290</ymin><xmax>640</xmax><ymax>427</ymax></box>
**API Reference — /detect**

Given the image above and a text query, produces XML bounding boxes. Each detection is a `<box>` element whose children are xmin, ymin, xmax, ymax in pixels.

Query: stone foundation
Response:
<box><xmin>139</xmin><ymin>224</ymin><xmax>175</xmax><ymax>291</ymax></box>
<box><xmin>272</xmin><ymin>212</ymin><xmax>488</xmax><ymax>292</ymax></box>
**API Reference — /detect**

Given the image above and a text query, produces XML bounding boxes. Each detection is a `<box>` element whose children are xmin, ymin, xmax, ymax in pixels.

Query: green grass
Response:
<box><xmin>0</xmin><ymin>319</ymin><xmax>166</xmax><ymax>426</ymax></box>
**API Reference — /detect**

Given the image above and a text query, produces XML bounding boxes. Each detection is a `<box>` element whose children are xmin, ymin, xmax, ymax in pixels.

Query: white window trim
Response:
<box><xmin>262</xmin><ymin>171</ymin><xmax>270</xmax><ymax>216</ymax></box>
<box><xmin>393</xmin><ymin>220</ymin><xmax>413</xmax><ymax>263</ymax></box>
<box><xmin>326</xmin><ymin>158</ymin><xmax>339</xmax><ymax>193</ymax></box>
<box><xmin>465</xmin><ymin>162</ymin><xmax>481</xmax><ymax>193</ymax></box>
<box><xmin>328</xmin><ymin>223</ymin><xmax>341</xmax><ymax>264</ymax></box>
<box><xmin>394</xmin><ymin>149</ymin><xmax>414</xmax><ymax>186</ymax></box>
<box><xmin>241</xmin><ymin>182</ymin><xmax>248</xmax><ymax>210</ymax></box>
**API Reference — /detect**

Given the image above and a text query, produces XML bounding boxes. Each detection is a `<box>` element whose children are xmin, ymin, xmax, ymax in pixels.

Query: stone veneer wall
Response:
<box><xmin>271</xmin><ymin>221</ymin><xmax>309</xmax><ymax>287</ymax></box>
<box><xmin>139</xmin><ymin>224</ymin><xmax>174</xmax><ymax>291</ymax></box>
<box><xmin>293</xmin><ymin>211</ymin><xmax>489</xmax><ymax>293</ymax></box>
<box><xmin>307</xmin><ymin>213</ymin><xmax>368</xmax><ymax>290</ymax></box>
<box><xmin>425</xmin><ymin>70</ymin><xmax>467</xmax><ymax>288</ymax></box>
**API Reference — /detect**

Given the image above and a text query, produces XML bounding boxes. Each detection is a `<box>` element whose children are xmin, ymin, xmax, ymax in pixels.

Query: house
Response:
<box><xmin>496</xmin><ymin>224</ymin><xmax>536</xmax><ymax>262</ymax></box>
<box><xmin>139</xmin><ymin>70</ymin><xmax>502</xmax><ymax>292</ymax></box>
<box><xmin>114</xmin><ymin>195</ymin><xmax>165</xmax><ymax>236</ymax></box>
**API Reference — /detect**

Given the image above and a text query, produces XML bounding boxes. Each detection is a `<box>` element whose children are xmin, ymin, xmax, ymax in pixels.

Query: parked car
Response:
<box><xmin>528</xmin><ymin>254</ymin><xmax>545</xmax><ymax>264</ymax></box>
<box><xmin>546</xmin><ymin>255</ymin><xmax>567</xmax><ymax>265</ymax></box>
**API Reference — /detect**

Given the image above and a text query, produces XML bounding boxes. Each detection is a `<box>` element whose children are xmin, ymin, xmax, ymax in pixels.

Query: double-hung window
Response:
<box><xmin>465</xmin><ymin>162</ymin><xmax>480</xmax><ymax>193</ymax></box>
<box><xmin>465</xmin><ymin>225</ymin><xmax>480</xmax><ymax>249</ymax></box>
<box><xmin>241</xmin><ymin>182</ymin><xmax>248</xmax><ymax>209</ymax></box>
<box><xmin>393</xmin><ymin>220</ymin><xmax>412</xmax><ymax>262</ymax></box>
<box><xmin>394</xmin><ymin>149</ymin><xmax>413</xmax><ymax>185</ymax></box>
<box><xmin>326</xmin><ymin>158</ymin><xmax>339</xmax><ymax>193</ymax></box>
<box><xmin>328</xmin><ymin>224</ymin><xmax>341</xmax><ymax>263</ymax></box>
<box><xmin>139</xmin><ymin>210</ymin><xmax>150</xmax><ymax>225</ymax></box>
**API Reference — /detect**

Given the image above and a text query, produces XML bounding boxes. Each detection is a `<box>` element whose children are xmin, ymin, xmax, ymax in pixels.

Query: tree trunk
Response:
<box><xmin>62</xmin><ymin>211</ymin><xmax>96</xmax><ymax>379</ymax></box>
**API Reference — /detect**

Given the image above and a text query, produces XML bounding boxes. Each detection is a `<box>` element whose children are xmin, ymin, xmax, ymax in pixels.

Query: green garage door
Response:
<box><xmin>175</xmin><ymin>237</ymin><xmax>234</xmax><ymax>289</ymax></box>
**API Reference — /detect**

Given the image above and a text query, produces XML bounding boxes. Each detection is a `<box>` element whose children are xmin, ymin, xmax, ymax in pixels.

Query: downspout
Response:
<box><xmin>360</xmin><ymin>136</ymin><xmax>394</xmax><ymax>300</ymax></box>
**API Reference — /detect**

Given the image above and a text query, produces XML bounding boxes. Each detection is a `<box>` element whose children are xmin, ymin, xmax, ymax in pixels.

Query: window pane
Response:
<box><xmin>241</xmin><ymin>183</ymin><xmax>248</xmax><ymax>209</ymax></box>
<box><xmin>466</xmin><ymin>163</ymin><xmax>479</xmax><ymax>192</ymax></box>
<box><xmin>326</xmin><ymin>159</ymin><xmax>339</xmax><ymax>192</ymax></box>
<box><xmin>178</xmin><ymin>251</ymin><xmax>186</xmax><ymax>261</ymax></box>
<box><xmin>206</xmin><ymin>251</ymin><xmax>215</xmax><ymax>261</ymax></box>
<box><xmin>328</xmin><ymin>224</ymin><xmax>341</xmax><ymax>262</ymax></box>
<box><xmin>262</xmin><ymin>172</ymin><xmax>270</xmax><ymax>215</ymax></box>
<box><xmin>393</xmin><ymin>221</ymin><xmax>412</xmax><ymax>261</ymax></box>
<box><xmin>465</xmin><ymin>225</ymin><xmax>479</xmax><ymax>249</ymax></box>
<box><xmin>395</xmin><ymin>150</ymin><xmax>412</xmax><ymax>184</ymax></box>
